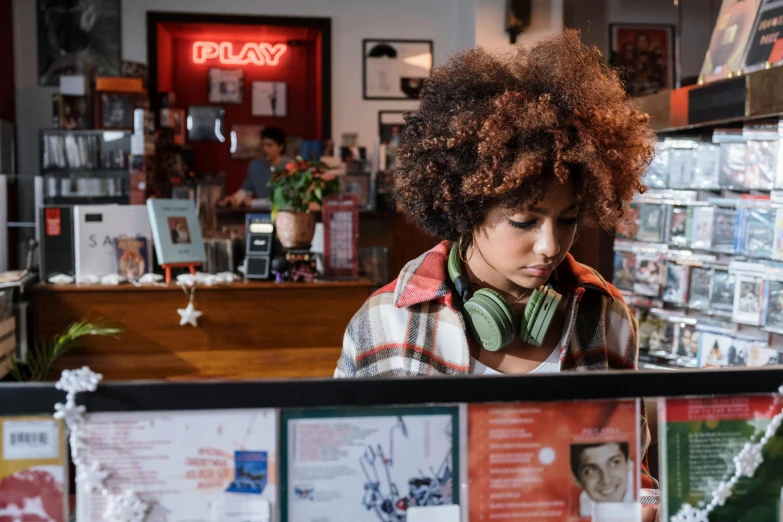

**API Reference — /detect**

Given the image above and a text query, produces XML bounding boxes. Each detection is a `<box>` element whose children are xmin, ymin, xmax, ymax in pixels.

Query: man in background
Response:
<box><xmin>221</xmin><ymin>127</ymin><xmax>291</xmax><ymax>207</ymax></box>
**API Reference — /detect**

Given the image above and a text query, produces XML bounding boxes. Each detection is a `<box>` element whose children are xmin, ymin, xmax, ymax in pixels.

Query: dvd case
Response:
<box><xmin>712</xmin><ymin>207</ymin><xmax>737</xmax><ymax>253</ymax></box>
<box><xmin>646</xmin><ymin>143</ymin><xmax>669</xmax><ymax>189</ymax></box>
<box><xmin>667</xmin><ymin>146</ymin><xmax>695</xmax><ymax>189</ymax></box>
<box><xmin>638</xmin><ymin>310</ymin><xmax>674</xmax><ymax>354</ymax></box>
<box><xmin>697</xmin><ymin>329</ymin><xmax>747</xmax><ymax>368</ymax></box>
<box><xmin>719</xmin><ymin>141</ymin><xmax>749</xmax><ymax>189</ymax></box>
<box><xmin>673</xmin><ymin>325</ymin><xmax>699</xmax><ymax>361</ymax></box>
<box><xmin>616</xmin><ymin>203</ymin><xmax>640</xmax><ymax>240</ymax></box>
<box><xmin>744</xmin><ymin>139</ymin><xmax>777</xmax><ymax>190</ymax></box>
<box><xmin>637</xmin><ymin>204</ymin><xmax>665</xmax><ymax>243</ymax></box>
<box><xmin>693</xmin><ymin>143</ymin><xmax>721</xmax><ymax>189</ymax></box>
<box><xmin>747</xmin><ymin>345</ymin><xmax>781</xmax><ymax>367</ymax></box>
<box><xmin>765</xmin><ymin>280</ymin><xmax>783</xmax><ymax>329</ymax></box>
<box><xmin>663</xmin><ymin>262</ymin><xmax>689</xmax><ymax>306</ymax></box>
<box><xmin>690</xmin><ymin>207</ymin><xmax>714</xmax><ymax>250</ymax></box>
<box><xmin>773</xmin><ymin>208</ymin><xmax>783</xmax><ymax>260</ymax></box>
<box><xmin>688</xmin><ymin>267</ymin><xmax>712</xmax><ymax>310</ymax></box>
<box><xmin>742</xmin><ymin>208</ymin><xmax>775</xmax><ymax>258</ymax></box>
<box><xmin>668</xmin><ymin>206</ymin><xmax>691</xmax><ymax>247</ymax></box>
<box><xmin>711</xmin><ymin>269</ymin><xmax>736</xmax><ymax>315</ymax></box>
<box><xmin>733</xmin><ymin>274</ymin><xmax>764</xmax><ymax>325</ymax></box>
<box><xmin>633</xmin><ymin>255</ymin><xmax>664</xmax><ymax>296</ymax></box>
<box><xmin>612</xmin><ymin>251</ymin><xmax>635</xmax><ymax>291</ymax></box>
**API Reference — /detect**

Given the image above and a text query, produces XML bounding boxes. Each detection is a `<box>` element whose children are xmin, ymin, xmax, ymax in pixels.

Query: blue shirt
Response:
<box><xmin>241</xmin><ymin>156</ymin><xmax>291</xmax><ymax>198</ymax></box>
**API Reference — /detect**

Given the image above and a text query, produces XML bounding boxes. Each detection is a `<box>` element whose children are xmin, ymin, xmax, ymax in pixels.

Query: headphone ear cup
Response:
<box><xmin>526</xmin><ymin>289</ymin><xmax>562</xmax><ymax>346</ymax></box>
<box><xmin>464</xmin><ymin>289</ymin><xmax>516</xmax><ymax>352</ymax></box>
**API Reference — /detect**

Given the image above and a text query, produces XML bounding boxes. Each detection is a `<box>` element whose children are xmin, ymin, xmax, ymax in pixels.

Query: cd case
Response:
<box><xmin>637</xmin><ymin>204</ymin><xmax>665</xmax><ymax>243</ymax></box>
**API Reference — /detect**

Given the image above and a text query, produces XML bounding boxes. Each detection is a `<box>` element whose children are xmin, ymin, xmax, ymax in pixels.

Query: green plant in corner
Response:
<box><xmin>8</xmin><ymin>321</ymin><xmax>122</xmax><ymax>382</ymax></box>
<box><xmin>268</xmin><ymin>158</ymin><xmax>340</xmax><ymax>214</ymax></box>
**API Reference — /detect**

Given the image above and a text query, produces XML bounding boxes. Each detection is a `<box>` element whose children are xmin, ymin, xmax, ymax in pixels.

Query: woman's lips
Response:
<box><xmin>522</xmin><ymin>264</ymin><xmax>556</xmax><ymax>277</ymax></box>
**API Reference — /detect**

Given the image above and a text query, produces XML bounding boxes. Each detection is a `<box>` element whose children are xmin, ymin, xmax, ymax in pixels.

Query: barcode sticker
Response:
<box><xmin>2</xmin><ymin>420</ymin><xmax>59</xmax><ymax>460</ymax></box>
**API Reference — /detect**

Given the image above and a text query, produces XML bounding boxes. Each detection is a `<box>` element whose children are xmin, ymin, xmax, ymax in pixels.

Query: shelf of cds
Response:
<box><xmin>2</xmin><ymin>370</ymin><xmax>783</xmax><ymax>522</ymax></box>
<box><xmin>40</xmin><ymin>129</ymin><xmax>132</xmax><ymax>203</ymax></box>
<box><xmin>614</xmin><ymin>120</ymin><xmax>783</xmax><ymax>370</ymax></box>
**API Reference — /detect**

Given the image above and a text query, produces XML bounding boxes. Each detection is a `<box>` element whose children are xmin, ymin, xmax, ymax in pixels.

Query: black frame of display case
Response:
<box><xmin>1</xmin><ymin>368</ymin><xmax>782</xmax><ymax>415</ymax></box>
<box><xmin>146</xmin><ymin>11</ymin><xmax>333</xmax><ymax>140</ymax></box>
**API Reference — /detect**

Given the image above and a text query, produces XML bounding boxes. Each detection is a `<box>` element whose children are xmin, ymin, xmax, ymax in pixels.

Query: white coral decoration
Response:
<box><xmin>54</xmin><ymin>401</ymin><xmax>86</xmax><ymax>427</ymax></box>
<box><xmin>56</xmin><ymin>367</ymin><xmax>103</xmax><ymax>396</ymax></box>
<box><xmin>711</xmin><ymin>480</ymin><xmax>735</xmax><ymax>507</ymax></box>
<box><xmin>734</xmin><ymin>442</ymin><xmax>764</xmax><ymax>478</ymax></box>
<box><xmin>671</xmin><ymin>503</ymin><xmax>709</xmax><ymax>522</ymax></box>
<box><xmin>77</xmin><ymin>461</ymin><xmax>110</xmax><ymax>493</ymax></box>
<box><xmin>103</xmin><ymin>490</ymin><xmax>149</xmax><ymax>522</ymax></box>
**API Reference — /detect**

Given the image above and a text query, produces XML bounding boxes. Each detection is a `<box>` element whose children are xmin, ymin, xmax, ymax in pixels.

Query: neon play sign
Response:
<box><xmin>193</xmin><ymin>41</ymin><xmax>288</xmax><ymax>66</ymax></box>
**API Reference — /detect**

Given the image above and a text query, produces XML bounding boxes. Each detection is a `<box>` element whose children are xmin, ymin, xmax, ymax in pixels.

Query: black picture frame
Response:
<box><xmin>363</xmin><ymin>39</ymin><xmax>434</xmax><ymax>100</ymax></box>
<box><xmin>37</xmin><ymin>0</ymin><xmax>122</xmax><ymax>86</ymax></box>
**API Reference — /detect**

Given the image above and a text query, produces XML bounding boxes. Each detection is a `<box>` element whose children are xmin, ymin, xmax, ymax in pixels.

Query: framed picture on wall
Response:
<box><xmin>37</xmin><ymin>0</ymin><xmax>122</xmax><ymax>86</ymax></box>
<box><xmin>208</xmin><ymin>68</ymin><xmax>244</xmax><ymax>104</ymax></box>
<box><xmin>252</xmin><ymin>82</ymin><xmax>287</xmax><ymax>117</ymax></box>
<box><xmin>230</xmin><ymin>124</ymin><xmax>264</xmax><ymax>160</ymax></box>
<box><xmin>363</xmin><ymin>39</ymin><xmax>433</xmax><ymax>100</ymax></box>
<box><xmin>187</xmin><ymin>106</ymin><xmax>226</xmax><ymax>142</ymax></box>
<box><xmin>609</xmin><ymin>24</ymin><xmax>674</xmax><ymax>97</ymax></box>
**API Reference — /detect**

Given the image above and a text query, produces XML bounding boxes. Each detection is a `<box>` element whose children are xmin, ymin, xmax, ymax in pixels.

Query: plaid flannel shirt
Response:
<box><xmin>335</xmin><ymin>241</ymin><xmax>657</xmax><ymax>489</ymax></box>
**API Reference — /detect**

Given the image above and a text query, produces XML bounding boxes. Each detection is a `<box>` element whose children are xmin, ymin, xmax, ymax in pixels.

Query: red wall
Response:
<box><xmin>160</xmin><ymin>24</ymin><xmax>323</xmax><ymax>194</ymax></box>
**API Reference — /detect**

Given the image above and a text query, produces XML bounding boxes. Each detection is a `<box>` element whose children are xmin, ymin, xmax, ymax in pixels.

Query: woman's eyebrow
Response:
<box><xmin>526</xmin><ymin>202</ymin><xmax>580</xmax><ymax>215</ymax></box>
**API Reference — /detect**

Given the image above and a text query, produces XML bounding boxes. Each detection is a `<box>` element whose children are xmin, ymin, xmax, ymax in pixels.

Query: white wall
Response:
<box><xmin>476</xmin><ymin>0</ymin><xmax>564</xmax><ymax>54</ymax></box>
<box><xmin>12</xmin><ymin>0</ymin><xmax>477</xmax><ymax>219</ymax></box>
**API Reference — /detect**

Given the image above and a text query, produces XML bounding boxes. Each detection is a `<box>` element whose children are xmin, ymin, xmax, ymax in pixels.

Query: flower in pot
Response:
<box><xmin>268</xmin><ymin>158</ymin><xmax>339</xmax><ymax>250</ymax></box>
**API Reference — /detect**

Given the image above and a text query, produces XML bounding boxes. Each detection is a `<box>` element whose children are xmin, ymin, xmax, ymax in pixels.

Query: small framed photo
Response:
<box><xmin>609</xmin><ymin>24</ymin><xmax>674</xmax><ymax>97</ymax></box>
<box><xmin>97</xmin><ymin>92</ymin><xmax>135</xmax><ymax>130</ymax></box>
<box><xmin>339</xmin><ymin>173</ymin><xmax>374</xmax><ymax>211</ymax></box>
<box><xmin>187</xmin><ymin>106</ymin><xmax>226</xmax><ymax>142</ymax></box>
<box><xmin>252</xmin><ymin>81</ymin><xmax>287</xmax><ymax>117</ymax></box>
<box><xmin>230</xmin><ymin>124</ymin><xmax>264</xmax><ymax>160</ymax></box>
<box><xmin>378</xmin><ymin>111</ymin><xmax>406</xmax><ymax>172</ymax></box>
<box><xmin>363</xmin><ymin>39</ymin><xmax>433</xmax><ymax>100</ymax></box>
<box><xmin>58</xmin><ymin>95</ymin><xmax>91</xmax><ymax>130</ymax></box>
<box><xmin>208</xmin><ymin>68</ymin><xmax>244</xmax><ymax>104</ymax></box>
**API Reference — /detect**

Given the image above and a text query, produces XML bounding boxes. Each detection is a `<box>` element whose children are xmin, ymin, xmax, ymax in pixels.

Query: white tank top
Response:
<box><xmin>470</xmin><ymin>344</ymin><xmax>561</xmax><ymax>375</ymax></box>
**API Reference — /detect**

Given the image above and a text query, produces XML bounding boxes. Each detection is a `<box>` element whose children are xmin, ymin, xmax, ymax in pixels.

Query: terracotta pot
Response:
<box><xmin>275</xmin><ymin>210</ymin><xmax>316</xmax><ymax>249</ymax></box>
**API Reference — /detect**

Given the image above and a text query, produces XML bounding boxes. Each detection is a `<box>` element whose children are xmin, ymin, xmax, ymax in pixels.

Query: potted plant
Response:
<box><xmin>269</xmin><ymin>158</ymin><xmax>339</xmax><ymax>249</ymax></box>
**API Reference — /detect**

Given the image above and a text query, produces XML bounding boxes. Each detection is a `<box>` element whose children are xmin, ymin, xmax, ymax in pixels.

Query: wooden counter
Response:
<box><xmin>33</xmin><ymin>279</ymin><xmax>375</xmax><ymax>381</ymax></box>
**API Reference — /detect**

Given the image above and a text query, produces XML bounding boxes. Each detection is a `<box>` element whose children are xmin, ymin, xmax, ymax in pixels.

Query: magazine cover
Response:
<box><xmin>616</xmin><ymin>203</ymin><xmax>640</xmax><ymax>240</ymax></box>
<box><xmin>659</xmin><ymin>394</ymin><xmax>783</xmax><ymax>521</ymax></box>
<box><xmin>711</xmin><ymin>269</ymin><xmax>737</xmax><ymax>314</ymax></box>
<box><xmin>733</xmin><ymin>274</ymin><xmax>764</xmax><ymax>325</ymax></box>
<box><xmin>467</xmin><ymin>400</ymin><xmax>640</xmax><ymax>522</ymax></box>
<box><xmin>281</xmin><ymin>406</ymin><xmax>459</xmax><ymax>522</ymax></box>
<box><xmin>73</xmin><ymin>205</ymin><xmax>151</xmax><ymax>284</ymax></box>
<box><xmin>77</xmin><ymin>409</ymin><xmax>277</xmax><ymax>522</ymax></box>
<box><xmin>668</xmin><ymin>206</ymin><xmax>691</xmax><ymax>247</ymax></box>
<box><xmin>688</xmin><ymin>267</ymin><xmax>713</xmax><ymax>310</ymax></box>
<box><xmin>612</xmin><ymin>251</ymin><xmax>635</xmax><ymax>291</ymax></box>
<box><xmin>146</xmin><ymin>199</ymin><xmax>207</xmax><ymax>265</ymax></box>
<box><xmin>743</xmin><ymin>208</ymin><xmax>775</xmax><ymax>258</ymax></box>
<box><xmin>698</xmin><ymin>0</ymin><xmax>763</xmax><ymax>83</ymax></box>
<box><xmin>663</xmin><ymin>262</ymin><xmax>689</xmax><ymax>306</ymax></box>
<box><xmin>693</xmin><ymin>143</ymin><xmax>721</xmax><ymax>189</ymax></box>
<box><xmin>743</xmin><ymin>0</ymin><xmax>783</xmax><ymax>71</ymax></box>
<box><xmin>719</xmin><ymin>141</ymin><xmax>750</xmax><ymax>188</ymax></box>
<box><xmin>690</xmin><ymin>207</ymin><xmax>715</xmax><ymax>250</ymax></box>
<box><xmin>712</xmin><ymin>208</ymin><xmax>738</xmax><ymax>253</ymax></box>
<box><xmin>633</xmin><ymin>255</ymin><xmax>664</xmax><ymax>296</ymax></box>
<box><xmin>747</xmin><ymin>344</ymin><xmax>781</xmax><ymax>366</ymax></box>
<box><xmin>113</xmin><ymin>235</ymin><xmax>150</xmax><ymax>279</ymax></box>
<box><xmin>637</xmin><ymin>204</ymin><xmax>665</xmax><ymax>243</ymax></box>
<box><xmin>0</xmin><ymin>417</ymin><xmax>67</xmax><ymax>522</ymax></box>
<box><xmin>673</xmin><ymin>325</ymin><xmax>700</xmax><ymax>360</ymax></box>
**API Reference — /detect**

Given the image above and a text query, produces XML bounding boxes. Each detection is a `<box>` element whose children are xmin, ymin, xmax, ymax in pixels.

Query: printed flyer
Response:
<box><xmin>0</xmin><ymin>416</ymin><xmax>67</xmax><ymax>522</ymax></box>
<box><xmin>467</xmin><ymin>399</ymin><xmax>640</xmax><ymax>521</ymax></box>
<box><xmin>77</xmin><ymin>409</ymin><xmax>277</xmax><ymax>522</ymax></box>
<box><xmin>281</xmin><ymin>406</ymin><xmax>460</xmax><ymax>522</ymax></box>
<box><xmin>659</xmin><ymin>394</ymin><xmax>783</xmax><ymax>521</ymax></box>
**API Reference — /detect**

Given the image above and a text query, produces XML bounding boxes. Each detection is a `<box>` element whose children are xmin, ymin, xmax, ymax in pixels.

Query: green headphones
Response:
<box><xmin>448</xmin><ymin>243</ymin><xmax>563</xmax><ymax>352</ymax></box>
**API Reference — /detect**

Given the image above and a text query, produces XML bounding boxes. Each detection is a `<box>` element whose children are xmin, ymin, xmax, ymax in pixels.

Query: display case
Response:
<box><xmin>40</xmin><ymin>129</ymin><xmax>132</xmax><ymax>205</ymax></box>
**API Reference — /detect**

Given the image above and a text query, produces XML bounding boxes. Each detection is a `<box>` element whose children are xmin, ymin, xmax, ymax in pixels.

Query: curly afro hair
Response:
<box><xmin>393</xmin><ymin>29</ymin><xmax>655</xmax><ymax>240</ymax></box>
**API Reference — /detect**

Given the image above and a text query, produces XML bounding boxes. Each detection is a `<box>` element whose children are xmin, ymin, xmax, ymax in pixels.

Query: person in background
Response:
<box><xmin>221</xmin><ymin>127</ymin><xmax>291</xmax><ymax>207</ymax></box>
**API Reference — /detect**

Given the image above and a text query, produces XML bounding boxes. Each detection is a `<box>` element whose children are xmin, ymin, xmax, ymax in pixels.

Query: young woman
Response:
<box><xmin>336</xmin><ymin>30</ymin><xmax>658</xmax><ymax>518</ymax></box>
